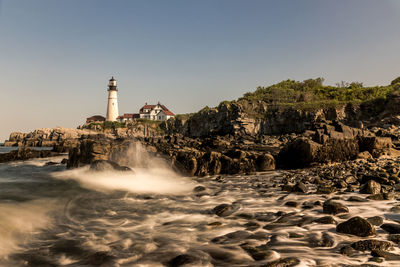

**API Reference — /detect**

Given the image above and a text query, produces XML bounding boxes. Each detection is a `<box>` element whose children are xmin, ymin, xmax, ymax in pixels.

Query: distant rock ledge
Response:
<box><xmin>4</xmin><ymin>127</ymin><xmax>110</xmax><ymax>148</ymax></box>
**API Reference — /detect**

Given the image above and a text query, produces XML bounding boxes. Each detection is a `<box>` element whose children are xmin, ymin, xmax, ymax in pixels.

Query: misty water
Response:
<box><xmin>1</xmin><ymin>144</ymin><xmax>400</xmax><ymax>266</ymax></box>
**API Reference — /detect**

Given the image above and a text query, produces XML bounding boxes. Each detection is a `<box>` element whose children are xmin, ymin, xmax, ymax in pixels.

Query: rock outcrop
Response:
<box><xmin>0</xmin><ymin>148</ymin><xmax>59</xmax><ymax>163</ymax></box>
<box><xmin>4</xmin><ymin>127</ymin><xmax>105</xmax><ymax>148</ymax></box>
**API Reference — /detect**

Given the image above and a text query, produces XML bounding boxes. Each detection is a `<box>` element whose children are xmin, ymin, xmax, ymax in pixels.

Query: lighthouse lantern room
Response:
<box><xmin>106</xmin><ymin>76</ymin><xmax>119</xmax><ymax>121</ymax></box>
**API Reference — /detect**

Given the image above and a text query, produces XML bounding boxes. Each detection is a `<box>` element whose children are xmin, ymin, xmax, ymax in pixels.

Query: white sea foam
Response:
<box><xmin>0</xmin><ymin>200</ymin><xmax>54</xmax><ymax>260</ymax></box>
<box><xmin>52</xmin><ymin>142</ymin><xmax>195</xmax><ymax>194</ymax></box>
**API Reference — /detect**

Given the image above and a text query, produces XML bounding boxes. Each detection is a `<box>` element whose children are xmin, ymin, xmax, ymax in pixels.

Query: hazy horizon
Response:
<box><xmin>1</xmin><ymin>0</ymin><xmax>400</xmax><ymax>142</ymax></box>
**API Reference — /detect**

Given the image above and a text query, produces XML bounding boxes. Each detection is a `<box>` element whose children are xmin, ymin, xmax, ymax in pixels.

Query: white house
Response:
<box><xmin>139</xmin><ymin>103</ymin><xmax>175</xmax><ymax>121</ymax></box>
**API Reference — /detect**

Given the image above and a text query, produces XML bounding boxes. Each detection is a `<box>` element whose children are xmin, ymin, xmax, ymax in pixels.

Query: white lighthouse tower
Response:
<box><xmin>106</xmin><ymin>76</ymin><xmax>119</xmax><ymax>121</ymax></box>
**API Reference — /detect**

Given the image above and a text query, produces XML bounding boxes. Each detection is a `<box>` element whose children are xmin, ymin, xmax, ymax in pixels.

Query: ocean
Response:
<box><xmin>0</xmin><ymin>143</ymin><xmax>399</xmax><ymax>266</ymax></box>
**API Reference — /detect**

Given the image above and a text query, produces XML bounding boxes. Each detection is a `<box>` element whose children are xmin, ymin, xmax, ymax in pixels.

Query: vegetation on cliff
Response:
<box><xmin>238</xmin><ymin>77</ymin><xmax>400</xmax><ymax>110</ymax></box>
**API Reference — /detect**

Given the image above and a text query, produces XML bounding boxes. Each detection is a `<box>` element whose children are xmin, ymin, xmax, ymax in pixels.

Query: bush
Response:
<box><xmin>238</xmin><ymin>77</ymin><xmax>395</xmax><ymax>110</ymax></box>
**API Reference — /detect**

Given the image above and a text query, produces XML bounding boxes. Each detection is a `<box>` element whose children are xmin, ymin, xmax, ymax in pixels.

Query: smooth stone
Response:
<box><xmin>323</xmin><ymin>200</ymin><xmax>349</xmax><ymax>215</ymax></box>
<box><xmin>381</xmin><ymin>223</ymin><xmax>400</xmax><ymax>234</ymax></box>
<box><xmin>371</xmin><ymin>250</ymin><xmax>400</xmax><ymax>261</ymax></box>
<box><xmin>367</xmin><ymin>216</ymin><xmax>384</xmax><ymax>226</ymax></box>
<box><xmin>336</xmin><ymin>217</ymin><xmax>376</xmax><ymax>237</ymax></box>
<box><xmin>313</xmin><ymin>216</ymin><xmax>337</xmax><ymax>224</ymax></box>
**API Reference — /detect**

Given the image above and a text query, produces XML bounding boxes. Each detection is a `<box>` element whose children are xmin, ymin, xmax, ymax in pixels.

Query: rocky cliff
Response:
<box><xmin>161</xmin><ymin>99</ymin><xmax>388</xmax><ymax>138</ymax></box>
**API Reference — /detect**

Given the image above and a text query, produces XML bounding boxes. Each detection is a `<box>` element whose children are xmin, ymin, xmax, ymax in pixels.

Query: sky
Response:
<box><xmin>0</xmin><ymin>0</ymin><xmax>400</xmax><ymax>142</ymax></box>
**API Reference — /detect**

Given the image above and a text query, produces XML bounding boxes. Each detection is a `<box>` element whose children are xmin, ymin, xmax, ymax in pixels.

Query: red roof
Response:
<box><xmin>162</xmin><ymin>110</ymin><xmax>175</xmax><ymax>116</ymax></box>
<box><xmin>139</xmin><ymin>103</ymin><xmax>172</xmax><ymax>113</ymax></box>
<box><xmin>86</xmin><ymin>115</ymin><xmax>106</xmax><ymax>122</ymax></box>
<box><xmin>117</xmin><ymin>113</ymin><xmax>138</xmax><ymax>119</ymax></box>
<box><xmin>141</xmin><ymin>105</ymin><xmax>156</xmax><ymax>110</ymax></box>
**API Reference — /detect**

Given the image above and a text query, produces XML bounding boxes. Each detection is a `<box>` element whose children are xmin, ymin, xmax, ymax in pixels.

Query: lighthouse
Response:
<box><xmin>106</xmin><ymin>76</ymin><xmax>119</xmax><ymax>121</ymax></box>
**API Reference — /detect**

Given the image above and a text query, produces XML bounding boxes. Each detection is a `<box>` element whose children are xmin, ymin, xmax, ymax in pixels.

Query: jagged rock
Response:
<box><xmin>351</xmin><ymin>240</ymin><xmax>393</xmax><ymax>251</ymax></box>
<box><xmin>360</xmin><ymin>180</ymin><xmax>381</xmax><ymax>194</ymax></box>
<box><xmin>322</xmin><ymin>200</ymin><xmax>349</xmax><ymax>215</ymax></box>
<box><xmin>278</xmin><ymin>137</ymin><xmax>359</xmax><ymax>168</ymax></box>
<box><xmin>336</xmin><ymin>217</ymin><xmax>376</xmax><ymax>237</ymax></box>
<box><xmin>0</xmin><ymin>148</ymin><xmax>59</xmax><ymax>163</ymax></box>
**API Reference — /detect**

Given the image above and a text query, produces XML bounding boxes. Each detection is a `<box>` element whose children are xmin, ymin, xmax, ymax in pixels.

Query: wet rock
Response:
<box><xmin>240</xmin><ymin>244</ymin><xmax>277</xmax><ymax>261</ymax></box>
<box><xmin>336</xmin><ymin>216</ymin><xmax>376</xmax><ymax>237</ymax></box>
<box><xmin>45</xmin><ymin>161</ymin><xmax>58</xmax><ymax>166</ymax></box>
<box><xmin>255</xmin><ymin>212</ymin><xmax>276</xmax><ymax>222</ymax></box>
<box><xmin>322</xmin><ymin>200</ymin><xmax>349</xmax><ymax>215</ymax></box>
<box><xmin>291</xmin><ymin>182</ymin><xmax>308</xmax><ymax>193</ymax></box>
<box><xmin>89</xmin><ymin>160</ymin><xmax>133</xmax><ymax>172</ymax></box>
<box><xmin>388</xmin><ymin>234</ymin><xmax>400</xmax><ymax>244</ymax></box>
<box><xmin>167</xmin><ymin>254</ymin><xmax>200</xmax><ymax>267</ymax></box>
<box><xmin>212</xmin><ymin>230</ymin><xmax>251</xmax><ymax>244</ymax></box>
<box><xmin>289</xmin><ymin>232</ymin><xmax>304</xmax><ymax>238</ymax></box>
<box><xmin>360</xmin><ymin>180</ymin><xmax>381</xmax><ymax>194</ymax></box>
<box><xmin>208</xmin><ymin>221</ymin><xmax>222</xmax><ymax>226</ymax></box>
<box><xmin>212</xmin><ymin>203</ymin><xmax>240</xmax><ymax>217</ymax></box>
<box><xmin>345</xmin><ymin>175</ymin><xmax>358</xmax><ymax>184</ymax></box>
<box><xmin>313</xmin><ymin>216</ymin><xmax>337</xmax><ymax>224</ymax></box>
<box><xmin>351</xmin><ymin>240</ymin><xmax>393</xmax><ymax>251</ymax></box>
<box><xmin>308</xmin><ymin>232</ymin><xmax>335</xmax><ymax>247</ymax></box>
<box><xmin>61</xmin><ymin>158</ymin><xmax>68</xmax><ymax>164</ymax></box>
<box><xmin>367</xmin><ymin>194</ymin><xmax>385</xmax><ymax>200</ymax></box>
<box><xmin>371</xmin><ymin>250</ymin><xmax>400</xmax><ymax>261</ymax></box>
<box><xmin>381</xmin><ymin>223</ymin><xmax>400</xmax><ymax>234</ymax></box>
<box><xmin>193</xmin><ymin>186</ymin><xmax>206</xmax><ymax>192</ymax></box>
<box><xmin>340</xmin><ymin>245</ymin><xmax>356</xmax><ymax>256</ymax></box>
<box><xmin>264</xmin><ymin>257</ymin><xmax>301</xmax><ymax>267</ymax></box>
<box><xmin>357</xmin><ymin>151</ymin><xmax>373</xmax><ymax>159</ymax></box>
<box><xmin>367</xmin><ymin>216</ymin><xmax>384</xmax><ymax>226</ymax></box>
<box><xmin>255</xmin><ymin>154</ymin><xmax>276</xmax><ymax>171</ymax></box>
<box><xmin>284</xmin><ymin>201</ymin><xmax>298</xmax><ymax>207</ymax></box>
<box><xmin>316</xmin><ymin>186</ymin><xmax>336</xmax><ymax>194</ymax></box>
<box><xmin>243</xmin><ymin>221</ymin><xmax>261</xmax><ymax>231</ymax></box>
<box><xmin>83</xmin><ymin>251</ymin><xmax>114</xmax><ymax>266</ymax></box>
<box><xmin>348</xmin><ymin>196</ymin><xmax>368</xmax><ymax>202</ymax></box>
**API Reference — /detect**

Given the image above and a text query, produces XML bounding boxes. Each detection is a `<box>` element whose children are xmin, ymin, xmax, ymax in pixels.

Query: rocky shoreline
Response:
<box><xmin>4</xmin><ymin>90</ymin><xmax>400</xmax><ymax>265</ymax></box>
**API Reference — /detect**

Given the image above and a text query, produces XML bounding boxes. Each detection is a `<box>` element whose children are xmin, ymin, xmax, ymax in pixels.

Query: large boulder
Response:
<box><xmin>255</xmin><ymin>154</ymin><xmax>276</xmax><ymax>171</ymax></box>
<box><xmin>336</xmin><ymin>217</ymin><xmax>376</xmax><ymax>237</ymax></box>
<box><xmin>323</xmin><ymin>200</ymin><xmax>349</xmax><ymax>215</ymax></box>
<box><xmin>360</xmin><ymin>180</ymin><xmax>381</xmax><ymax>194</ymax></box>
<box><xmin>277</xmin><ymin>137</ymin><xmax>359</xmax><ymax>168</ymax></box>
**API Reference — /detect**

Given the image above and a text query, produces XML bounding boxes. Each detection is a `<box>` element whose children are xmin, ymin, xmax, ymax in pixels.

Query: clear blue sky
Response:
<box><xmin>1</xmin><ymin>0</ymin><xmax>400</xmax><ymax>142</ymax></box>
